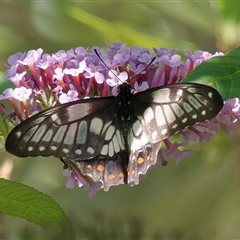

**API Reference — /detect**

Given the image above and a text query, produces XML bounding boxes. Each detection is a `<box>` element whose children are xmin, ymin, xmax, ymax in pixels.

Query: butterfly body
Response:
<box><xmin>5</xmin><ymin>83</ymin><xmax>223</xmax><ymax>190</ymax></box>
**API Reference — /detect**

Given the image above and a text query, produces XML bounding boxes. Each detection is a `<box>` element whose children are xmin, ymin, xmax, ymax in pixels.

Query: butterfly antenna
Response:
<box><xmin>94</xmin><ymin>49</ymin><xmax>156</xmax><ymax>82</ymax></box>
<box><xmin>94</xmin><ymin>49</ymin><xmax>113</xmax><ymax>72</ymax></box>
<box><xmin>133</xmin><ymin>56</ymin><xmax>156</xmax><ymax>78</ymax></box>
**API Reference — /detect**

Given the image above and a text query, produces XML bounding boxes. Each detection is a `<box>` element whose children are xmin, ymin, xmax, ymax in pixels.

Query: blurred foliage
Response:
<box><xmin>1</xmin><ymin>1</ymin><xmax>240</xmax><ymax>239</ymax></box>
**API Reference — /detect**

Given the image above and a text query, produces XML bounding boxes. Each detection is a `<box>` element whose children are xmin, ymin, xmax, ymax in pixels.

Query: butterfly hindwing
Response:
<box><xmin>77</xmin><ymin>151</ymin><xmax>127</xmax><ymax>191</ymax></box>
<box><xmin>77</xmin><ymin>142</ymin><xmax>160</xmax><ymax>191</ymax></box>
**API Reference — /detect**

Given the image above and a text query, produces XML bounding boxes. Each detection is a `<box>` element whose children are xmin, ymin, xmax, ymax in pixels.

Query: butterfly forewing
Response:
<box><xmin>5</xmin><ymin>83</ymin><xmax>223</xmax><ymax>190</ymax></box>
<box><xmin>6</xmin><ymin>97</ymin><xmax>122</xmax><ymax>159</ymax></box>
<box><xmin>133</xmin><ymin>83</ymin><xmax>223</xmax><ymax>141</ymax></box>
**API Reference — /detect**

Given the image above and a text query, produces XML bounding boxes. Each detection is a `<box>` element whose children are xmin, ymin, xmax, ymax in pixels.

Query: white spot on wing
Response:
<box><xmin>143</xmin><ymin>107</ymin><xmax>154</xmax><ymax>124</ymax></box>
<box><xmin>76</xmin><ymin>121</ymin><xmax>87</xmax><ymax>144</ymax></box>
<box><xmin>161</xmin><ymin>129</ymin><xmax>167</xmax><ymax>135</ymax></box>
<box><xmin>201</xmin><ymin>110</ymin><xmax>206</xmax><ymax>115</ymax></box>
<box><xmin>172</xmin><ymin>103</ymin><xmax>184</xmax><ymax>118</ymax></box>
<box><xmin>132</xmin><ymin>120</ymin><xmax>142</xmax><ymax>136</ymax></box>
<box><xmin>108</xmin><ymin>141</ymin><xmax>114</xmax><ymax>157</ymax></box>
<box><xmin>172</xmin><ymin>123</ymin><xmax>178</xmax><ymax>129</ymax></box>
<box><xmin>152</xmin><ymin>131</ymin><xmax>158</xmax><ymax>140</ymax></box>
<box><xmin>51</xmin><ymin>146</ymin><xmax>57</xmax><ymax>151</ymax></box>
<box><xmin>105</xmin><ymin>125</ymin><xmax>115</xmax><ymax>141</ymax></box>
<box><xmin>183</xmin><ymin>102</ymin><xmax>192</xmax><ymax>113</ymax></box>
<box><xmin>51</xmin><ymin>113</ymin><xmax>59</xmax><ymax>122</ymax></box>
<box><xmin>188</xmin><ymin>95</ymin><xmax>202</xmax><ymax>109</ymax></box>
<box><xmin>112</xmin><ymin>135</ymin><xmax>120</xmax><ymax>153</ymax></box>
<box><xmin>153</xmin><ymin>88</ymin><xmax>171</xmax><ymax>102</ymax></box>
<box><xmin>101</xmin><ymin>145</ymin><xmax>108</xmax><ymax>155</ymax></box>
<box><xmin>31</xmin><ymin>125</ymin><xmax>46</xmax><ymax>143</ymax></box>
<box><xmin>39</xmin><ymin>146</ymin><xmax>45</xmax><ymax>151</ymax></box>
<box><xmin>75</xmin><ymin>149</ymin><xmax>82</xmax><ymax>155</ymax></box>
<box><xmin>182</xmin><ymin>118</ymin><xmax>187</xmax><ymax>123</ymax></box>
<box><xmin>140</xmin><ymin>132</ymin><xmax>148</xmax><ymax>145</ymax></box>
<box><xmin>177</xmin><ymin>89</ymin><xmax>183</xmax><ymax>97</ymax></box>
<box><xmin>131</xmin><ymin>138</ymin><xmax>142</xmax><ymax>151</ymax></box>
<box><xmin>90</xmin><ymin>117</ymin><xmax>103</xmax><ymax>135</ymax></box>
<box><xmin>187</xmin><ymin>87</ymin><xmax>197</xmax><ymax>93</ymax></box>
<box><xmin>163</xmin><ymin>105</ymin><xmax>176</xmax><ymax>124</ymax></box>
<box><xmin>53</xmin><ymin>125</ymin><xmax>68</xmax><ymax>143</ymax></box>
<box><xmin>116</xmin><ymin>130</ymin><xmax>124</xmax><ymax>150</ymax></box>
<box><xmin>101</xmin><ymin>120</ymin><xmax>112</xmax><ymax>132</ymax></box>
<box><xmin>63</xmin><ymin>122</ymin><xmax>77</xmax><ymax>145</ymax></box>
<box><xmin>42</xmin><ymin>129</ymin><xmax>54</xmax><ymax>142</ymax></box>
<box><xmin>87</xmin><ymin>147</ymin><xmax>94</xmax><ymax>154</ymax></box>
<box><xmin>16</xmin><ymin>131</ymin><xmax>22</xmax><ymax>138</ymax></box>
<box><xmin>63</xmin><ymin>148</ymin><xmax>69</xmax><ymax>153</ymax></box>
<box><xmin>155</xmin><ymin>106</ymin><xmax>165</xmax><ymax>127</ymax></box>
<box><xmin>28</xmin><ymin>146</ymin><xmax>33</xmax><ymax>152</ymax></box>
<box><xmin>208</xmin><ymin>92</ymin><xmax>213</xmax><ymax>98</ymax></box>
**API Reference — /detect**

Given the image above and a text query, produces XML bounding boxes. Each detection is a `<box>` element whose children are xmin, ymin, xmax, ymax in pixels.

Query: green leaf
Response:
<box><xmin>0</xmin><ymin>178</ymin><xmax>68</xmax><ymax>227</ymax></box>
<box><xmin>182</xmin><ymin>47</ymin><xmax>240</xmax><ymax>101</ymax></box>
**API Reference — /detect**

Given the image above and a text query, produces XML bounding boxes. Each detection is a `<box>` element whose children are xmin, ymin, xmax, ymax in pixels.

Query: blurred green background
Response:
<box><xmin>1</xmin><ymin>1</ymin><xmax>240</xmax><ymax>239</ymax></box>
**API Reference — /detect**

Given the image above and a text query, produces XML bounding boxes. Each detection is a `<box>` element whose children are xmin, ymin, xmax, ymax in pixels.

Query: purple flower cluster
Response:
<box><xmin>1</xmin><ymin>42</ymin><xmax>239</xmax><ymax>197</ymax></box>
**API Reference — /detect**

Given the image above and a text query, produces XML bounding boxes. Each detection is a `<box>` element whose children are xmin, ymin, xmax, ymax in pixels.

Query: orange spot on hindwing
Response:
<box><xmin>97</xmin><ymin>164</ymin><xmax>105</xmax><ymax>172</ymax></box>
<box><xmin>87</xmin><ymin>164</ymin><xmax>93</xmax><ymax>170</ymax></box>
<box><xmin>137</xmin><ymin>157</ymin><xmax>144</xmax><ymax>164</ymax></box>
<box><xmin>118</xmin><ymin>172</ymin><xmax>124</xmax><ymax>178</ymax></box>
<box><xmin>108</xmin><ymin>174</ymin><xmax>116</xmax><ymax>180</ymax></box>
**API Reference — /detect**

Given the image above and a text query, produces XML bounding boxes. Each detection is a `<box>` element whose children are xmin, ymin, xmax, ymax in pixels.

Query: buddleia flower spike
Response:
<box><xmin>1</xmin><ymin>43</ymin><xmax>238</xmax><ymax>197</ymax></box>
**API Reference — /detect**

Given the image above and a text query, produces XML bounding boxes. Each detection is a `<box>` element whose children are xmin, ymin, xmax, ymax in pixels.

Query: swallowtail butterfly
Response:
<box><xmin>5</xmin><ymin>81</ymin><xmax>223</xmax><ymax>190</ymax></box>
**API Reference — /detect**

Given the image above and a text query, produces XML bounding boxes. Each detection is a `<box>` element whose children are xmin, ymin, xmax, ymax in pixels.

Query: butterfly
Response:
<box><xmin>5</xmin><ymin>81</ymin><xmax>223</xmax><ymax>190</ymax></box>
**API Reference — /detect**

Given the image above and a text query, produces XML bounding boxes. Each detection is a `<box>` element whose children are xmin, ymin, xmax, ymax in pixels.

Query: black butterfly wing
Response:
<box><xmin>126</xmin><ymin>83</ymin><xmax>223</xmax><ymax>185</ymax></box>
<box><xmin>5</xmin><ymin>97</ymin><xmax>125</xmax><ymax>160</ymax></box>
<box><xmin>131</xmin><ymin>83</ymin><xmax>223</xmax><ymax>142</ymax></box>
<box><xmin>6</xmin><ymin>96</ymin><xmax>133</xmax><ymax>190</ymax></box>
<box><xmin>5</xmin><ymin>83</ymin><xmax>223</xmax><ymax>191</ymax></box>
